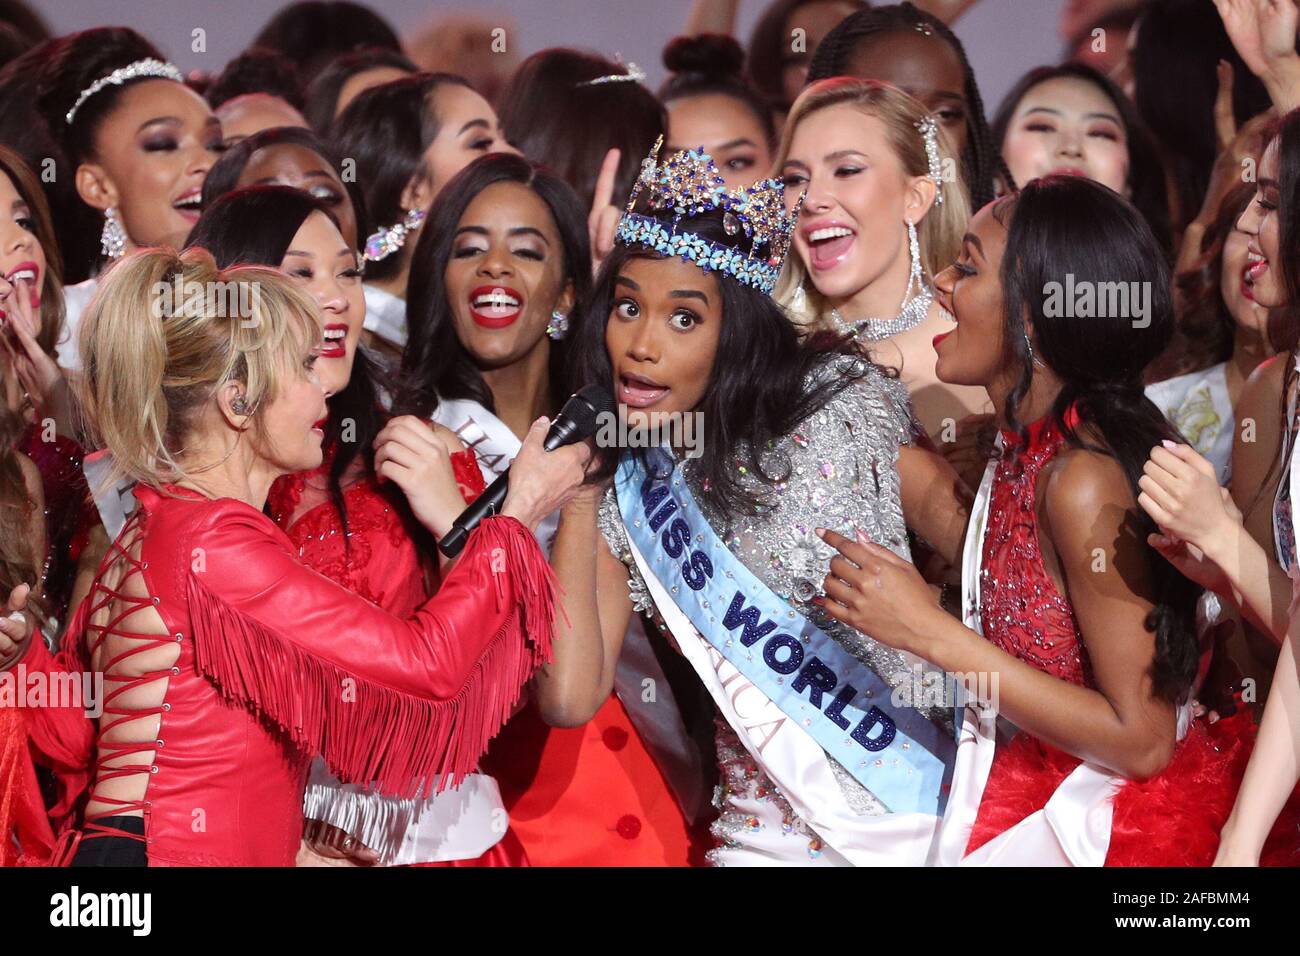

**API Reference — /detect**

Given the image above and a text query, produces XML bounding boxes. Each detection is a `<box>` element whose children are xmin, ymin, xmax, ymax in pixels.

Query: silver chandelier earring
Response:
<box><xmin>101</xmin><ymin>206</ymin><xmax>127</xmax><ymax>259</ymax></box>
<box><xmin>363</xmin><ymin>207</ymin><xmax>426</xmax><ymax>262</ymax></box>
<box><xmin>547</xmin><ymin>310</ymin><xmax>570</xmax><ymax>340</ymax></box>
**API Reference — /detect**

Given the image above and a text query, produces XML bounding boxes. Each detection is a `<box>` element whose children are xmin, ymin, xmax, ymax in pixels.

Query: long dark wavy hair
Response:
<box><xmin>996</xmin><ymin>175</ymin><xmax>1199</xmax><ymax>702</ymax></box>
<box><xmin>395</xmin><ymin>153</ymin><xmax>591</xmax><ymax>422</ymax></box>
<box><xmin>807</xmin><ymin>1</ymin><xmax>1005</xmax><ymax>209</ymax></box>
<box><xmin>183</xmin><ymin>185</ymin><xmax>385</xmax><ymax>539</ymax></box>
<box><xmin>569</xmin><ymin>204</ymin><xmax>860</xmax><ymax>523</ymax></box>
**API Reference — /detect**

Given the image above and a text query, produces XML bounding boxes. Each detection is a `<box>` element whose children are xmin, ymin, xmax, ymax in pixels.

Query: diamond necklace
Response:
<box><xmin>829</xmin><ymin>287</ymin><xmax>933</xmax><ymax>342</ymax></box>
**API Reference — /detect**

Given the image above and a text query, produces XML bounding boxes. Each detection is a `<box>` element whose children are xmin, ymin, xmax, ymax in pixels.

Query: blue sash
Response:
<box><xmin>616</xmin><ymin>452</ymin><xmax>954</xmax><ymax>816</ymax></box>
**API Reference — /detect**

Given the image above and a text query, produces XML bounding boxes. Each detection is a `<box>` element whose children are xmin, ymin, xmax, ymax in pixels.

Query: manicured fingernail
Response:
<box><xmin>1161</xmin><ymin>440</ymin><xmax>1177</xmax><ymax>449</ymax></box>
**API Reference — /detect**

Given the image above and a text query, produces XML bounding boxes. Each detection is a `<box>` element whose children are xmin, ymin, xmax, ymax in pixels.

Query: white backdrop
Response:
<box><xmin>36</xmin><ymin>0</ymin><xmax>1067</xmax><ymax>117</ymax></box>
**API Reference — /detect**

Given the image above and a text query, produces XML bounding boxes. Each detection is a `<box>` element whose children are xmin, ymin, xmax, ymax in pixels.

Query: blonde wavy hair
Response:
<box><xmin>77</xmin><ymin>247</ymin><xmax>322</xmax><ymax>491</ymax></box>
<box><xmin>772</xmin><ymin>78</ymin><xmax>970</xmax><ymax>329</ymax></box>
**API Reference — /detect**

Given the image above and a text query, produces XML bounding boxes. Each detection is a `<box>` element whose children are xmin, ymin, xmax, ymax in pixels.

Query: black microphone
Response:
<box><xmin>437</xmin><ymin>385</ymin><xmax>615</xmax><ymax>557</ymax></box>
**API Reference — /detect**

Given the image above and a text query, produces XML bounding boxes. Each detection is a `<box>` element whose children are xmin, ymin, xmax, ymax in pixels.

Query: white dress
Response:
<box><xmin>1145</xmin><ymin>362</ymin><xmax>1234</xmax><ymax>484</ymax></box>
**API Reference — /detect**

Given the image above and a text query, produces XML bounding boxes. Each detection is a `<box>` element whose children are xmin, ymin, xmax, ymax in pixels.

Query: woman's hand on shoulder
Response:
<box><xmin>373</xmin><ymin>415</ymin><xmax>467</xmax><ymax>539</ymax></box>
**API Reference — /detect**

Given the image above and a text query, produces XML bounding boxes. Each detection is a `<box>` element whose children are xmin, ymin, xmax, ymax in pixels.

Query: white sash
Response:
<box><xmin>625</xmin><ymin>533</ymin><xmax>944</xmax><ymax>866</ymax></box>
<box><xmin>940</xmin><ymin>443</ymin><xmax>1189</xmax><ymax>866</ymax></box>
<box><xmin>432</xmin><ymin>397</ymin><xmax>711</xmax><ymax>823</ymax></box>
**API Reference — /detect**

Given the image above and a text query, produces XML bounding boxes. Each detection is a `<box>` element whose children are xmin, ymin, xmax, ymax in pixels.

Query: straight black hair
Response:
<box><xmin>251</xmin><ymin>1</ymin><xmax>402</xmax><ymax>83</ymax></box>
<box><xmin>200</xmin><ymin>125</ymin><xmax>369</xmax><ymax>248</ymax></box>
<box><xmin>659</xmin><ymin>34</ymin><xmax>776</xmax><ymax>148</ymax></box>
<box><xmin>808</xmin><ymin>1</ymin><xmax>1004</xmax><ymax>209</ymax></box>
<box><xmin>1132</xmin><ymin>0</ymin><xmax>1273</xmax><ymax>230</ymax></box>
<box><xmin>497</xmin><ymin>49</ymin><xmax>666</xmax><ymax>209</ymax></box>
<box><xmin>183</xmin><ymin>185</ymin><xmax>383</xmax><ymax>540</ymax></box>
<box><xmin>396</xmin><ymin>153</ymin><xmax>591</xmax><ymax>422</ymax></box>
<box><xmin>302</xmin><ymin>46</ymin><xmax>417</xmax><ymax>134</ymax></box>
<box><xmin>997</xmin><ymin>175</ymin><xmax>1199</xmax><ymax>701</ymax></box>
<box><xmin>329</xmin><ymin>72</ymin><xmax>472</xmax><ymax>282</ymax></box>
<box><xmin>745</xmin><ymin>0</ymin><xmax>870</xmax><ymax>113</ymax></box>
<box><xmin>992</xmin><ymin>62</ymin><xmax>1173</xmax><ymax>258</ymax></box>
<box><xmin>205</xmin><ymin>46</ymin><xmax>304</xmax><ymax>110</ymax></box>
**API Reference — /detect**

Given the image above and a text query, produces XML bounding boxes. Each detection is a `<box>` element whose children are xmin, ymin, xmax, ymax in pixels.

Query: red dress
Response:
<box><xmin>17</xmin><ymin>423</ymin><xmax>100</xmax><ymax>623</ymax></box>
<box><xmin>966</xmin><ymin>414</ymin><xmax>1300</xmax><ymax>866</ymax></box>
<box><xmin>14</xmin><ymin>485</ymin><xmax>556</xmax><ymax>866</ymax></box>
<box><xmin>267</xmin><ymin>444</ymin><xmax>526</xmax><ymax>866</ymax></box>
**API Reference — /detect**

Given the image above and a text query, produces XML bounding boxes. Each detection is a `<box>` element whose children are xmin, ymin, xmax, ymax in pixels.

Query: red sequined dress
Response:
<box><xmin>17</xmin><ymin>422</ymin><xmax>100</xmax><ymax>624</ymax></box>
<box><xmin>266</xmin><ymin>441</ymin><xmax>528</xmax><ymax>865</ymax></box>
<box><xmin>966</xmin><ymin>413</ymin><xmax>1300</xmax><ymax>866</ymax></box>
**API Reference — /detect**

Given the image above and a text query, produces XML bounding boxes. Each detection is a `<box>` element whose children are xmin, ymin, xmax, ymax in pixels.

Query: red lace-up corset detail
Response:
<box><xmin>979</xmin><ymin>414</ymin><xmax>1092</xmax><ymax>687</ymax></box>
<box><xmin>79</xmin><ymin>507</ymin><xmax>177</xmax><ymax>843</ymax></box>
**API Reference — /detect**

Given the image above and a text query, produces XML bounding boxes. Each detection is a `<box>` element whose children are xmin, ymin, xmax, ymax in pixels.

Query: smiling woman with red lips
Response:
<box><xmin>185</xmin><ymin>185</ymin><xmax>502</xmax><ymax>867</ymax></box>
<box><xmin>819</xmin><ymin>175</ymin><xmax>1300</xmax><ymax>866</ymax></box>
<box><xmin>1144</xmin><ymin>184</ymin><xmax>1275</xmax><ymax>486</ymax></box>
<box><xmin>36</xmin><ymin>28</ymin><xmax>224</xmax><ymax>374</ymax></box>
<box><xmin>0</xmin><ymin>146</ymin><xmax>102</xmax><ymax>634</ymax></box>
<box><xmin>776</xmin><ymin>79</ymin><xmax>989</xmax><ymax>443</ymax></box>
<box><xmin>0</xmin><ymin>248</ymin><xmax>586</xmax><ymax>867</ymax></box>
<box><xmin>397</xmin><ymin>153</ymin><xmax>707</xmax><ymax>867</ymax></box>
<box><xmin>331</xmin><ymin>73</ymin><xmax>517</xmax><ymax>361</ymax></box>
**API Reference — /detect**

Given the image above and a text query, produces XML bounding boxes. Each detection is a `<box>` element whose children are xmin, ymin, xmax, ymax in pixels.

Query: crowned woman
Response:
<box><xmin>537</xmin><ymin>140</ymin><xmax>971</xmax><ymax>865</ymax></box>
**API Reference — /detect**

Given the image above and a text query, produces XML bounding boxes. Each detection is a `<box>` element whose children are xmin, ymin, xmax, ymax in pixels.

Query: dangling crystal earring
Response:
<box><xmin>546</xmin><ymin>310</ymin><xmax>570</xmax><ymax>340</ymax></box>
<box><xmin>363</xmin><ymin>207</ymin><xmax>426</xmax><ymax>262</ymax></box>
<box><xmin>101</xmin><ymin>206</ymin><xmax>127</xmax><ymax>259</ymax></box>
<box><xmin>904</xmin><ymin>218</ymin><xmax>924</xmax><ymax>300</ymax></box>
<box><xmin>1023</xmin><ymin>329</ymin><xmax>1040</xmax><ymax>367</ymax></box>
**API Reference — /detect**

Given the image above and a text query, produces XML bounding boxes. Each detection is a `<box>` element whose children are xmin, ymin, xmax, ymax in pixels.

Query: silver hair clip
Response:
<box><xmin>915</xmin><ymin>115</ymin><xmax>945</xmax><ymax>205</ymax></box>
<box><xmin>66</xmin><ymin>58</ymin><xmax>185</xmax><ymax>124</ymax></box>
<box><xmin>579</xmin><ymin>61</ymin><xmax>647</xmax><ymax>87</ymax></box>
<box><xmin>915</xmin><ymin>22</ymin><xmax>934</xmax><ymax>36</ymax></box>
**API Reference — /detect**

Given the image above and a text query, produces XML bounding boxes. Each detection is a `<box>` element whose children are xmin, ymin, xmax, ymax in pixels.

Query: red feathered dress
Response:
<box><xmin>267</xmin><ymin>441</ymin><xmax>526</xmax><ymax>865</ymax></box>
<box><xmin>965</xmin><ymin>415</ymin><xmax>1300</xmax><ymax>866</ymax></box>
<box><xmin>9</xmin><ymin>483</ymin><xmax>556</xmax><ymax>866</ymax></box>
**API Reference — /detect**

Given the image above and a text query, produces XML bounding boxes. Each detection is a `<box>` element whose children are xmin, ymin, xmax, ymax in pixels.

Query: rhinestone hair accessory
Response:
<box><xmin>915</xmin><ymin>115</ymin><xmax>945</xmax><ymax>205</ymax></box>
<box><xmin>615</xmin><ymin>136</ymin><xmax>802</xmax><ymax>296</ymax></box>
<box><xmin>65</xmin><ymin>58</ymin><xmax>185</xmax><ymax>125</ymax></box>
<box><xmin>579</xmin><ymin>62</ymin><xmax>647</xmax><ymax>86</ymax></box>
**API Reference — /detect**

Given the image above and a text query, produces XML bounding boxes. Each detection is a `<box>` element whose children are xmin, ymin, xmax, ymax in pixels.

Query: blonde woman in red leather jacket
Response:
<box><xmin>0</xmin><ymin>248</ymin><xmax>589</xmax><ymax>866</ymax></box>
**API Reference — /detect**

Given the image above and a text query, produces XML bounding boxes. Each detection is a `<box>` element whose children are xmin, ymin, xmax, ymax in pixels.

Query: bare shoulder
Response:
<box><xmin>1042</xmin><ymin>446</ymin><xmax>1134</xmax><ymax>539</ymax></box>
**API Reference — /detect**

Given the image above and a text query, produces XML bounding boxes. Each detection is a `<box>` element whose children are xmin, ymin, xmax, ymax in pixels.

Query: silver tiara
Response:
<box><xmin>579</xmin><ymin>61</ymin><xmax>647</xmax><ymax>87</ymax></box>
<box><xmin>65</xmin><ymin>58</ymin><xmax>185</xmax><ymax>125</ymax></box>
<box><xmin>915</xmin><ymin>115</ymin><xmax>945</xmax><ymax>205</ymax></box>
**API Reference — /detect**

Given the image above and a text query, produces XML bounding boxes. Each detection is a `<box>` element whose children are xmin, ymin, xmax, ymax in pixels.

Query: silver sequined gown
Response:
<box><xmin>598</xmin><ymin>354</ymin><xmax>948</xmax><ymax>865</ymax></box>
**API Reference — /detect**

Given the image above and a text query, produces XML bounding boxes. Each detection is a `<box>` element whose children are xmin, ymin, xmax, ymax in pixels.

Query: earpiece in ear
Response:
<box><xmin>230</xmin><ymin>395</ymin><xmax>251</xmax><ymax>416</ymax></box>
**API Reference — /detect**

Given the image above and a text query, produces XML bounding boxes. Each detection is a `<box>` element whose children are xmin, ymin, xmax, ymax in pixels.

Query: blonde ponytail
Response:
<box><xmin>77</xmin><ymin>247</ymin><xmax>321</xmax><ymax>490</ymax></box>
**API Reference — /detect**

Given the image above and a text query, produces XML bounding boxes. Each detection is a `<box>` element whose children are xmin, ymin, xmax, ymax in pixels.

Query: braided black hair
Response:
<box><xmin>807</xmin><ymin>1</ymin><xmax>1005</xmax><ymax>208</ymax></box>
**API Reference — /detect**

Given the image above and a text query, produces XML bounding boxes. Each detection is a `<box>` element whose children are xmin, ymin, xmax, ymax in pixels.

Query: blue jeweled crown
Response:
<box><xmin>615</xmin><ymin>136</ymin><xmax>802</xmax><ymax>296</ymax></box>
